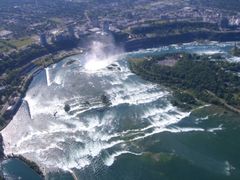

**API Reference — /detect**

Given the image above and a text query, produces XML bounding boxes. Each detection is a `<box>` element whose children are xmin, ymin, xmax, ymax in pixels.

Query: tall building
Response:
<box><xmin>91</xmin><ymin>18</ymin><xmax>100</xmax><ymax>27</ymax></box>
<box><xmin>39</xmin><ymin>33</ymin><xmax>48</xmax><ymax>46</ymax></box>
<box><xmin>67</xmin><ymin>25</ymin><xmax>75</xmax><ymax>38</ymax></box>
<box><xmin>34</xmin><ymin>0</ymin><xmax>39</xmax><ymax>8</ymax></box>
<box><xmin>102</xmin><ymin>21</ymin><xmax>110</xmax><ymax>33</ymax></box>
<box><xmin>220</xmin><ymin>17</ymin><xmax>229</xmax><ymax>29</ymax></box>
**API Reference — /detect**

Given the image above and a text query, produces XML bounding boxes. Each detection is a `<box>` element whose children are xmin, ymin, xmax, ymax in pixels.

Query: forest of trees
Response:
<box><xmin>128</xmin><ymin>53</ymin><xmax>240</xmax><ymax>111</ymax></box>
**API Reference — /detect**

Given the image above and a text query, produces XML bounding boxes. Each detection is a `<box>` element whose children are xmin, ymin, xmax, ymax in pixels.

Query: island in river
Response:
<box><xmin>128</xmin><ymin>52</ymin><xmax>240</xmax><ymax>113</ymax></box>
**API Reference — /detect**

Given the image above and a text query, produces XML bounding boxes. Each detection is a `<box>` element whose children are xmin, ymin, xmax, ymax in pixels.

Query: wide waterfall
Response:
<box><xmin>2</xmin><ymin>42</ymin><xmax>240</xmax><ymax>180</ymax></box>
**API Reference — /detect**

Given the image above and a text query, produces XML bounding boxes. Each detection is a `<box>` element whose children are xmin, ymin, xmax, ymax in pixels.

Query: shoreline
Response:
<box><xmin>0</xmin><ymin>38</ymin><xmax>239</xmax><ymax>178</ymax></box>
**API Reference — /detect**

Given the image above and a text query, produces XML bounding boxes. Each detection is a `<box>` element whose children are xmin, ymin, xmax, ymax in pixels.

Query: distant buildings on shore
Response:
<box><xmin>39</xmin><ymin>20</ymin><xmax>112</xmax><ymax>46</ymax></box>
<box><xmin>102</xmin><ymin>21</ymin><xmax>110</xmax><ymax>33</ymax></box>
<box><xmin>0</xmin><ymin>30</ymin><xmax>13</xmax><ymax>40</ymax></box>
<box><xmin>40</xmin><ymin>33</ymin><xmax>48</xmax><ymax>46</ymax></box>
<box><xmin>39</xmin><ymin>24</ymin><xmax>77</xmax><ymax>46</ymax></box>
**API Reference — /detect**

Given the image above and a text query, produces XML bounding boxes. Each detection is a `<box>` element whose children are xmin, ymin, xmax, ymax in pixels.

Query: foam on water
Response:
<box><xmin>194</xmin><ymin>50</ymin><xmax>224</xmax><ymax>55</ymax></box>
<box><xmin>104</xmin><ymin>151</ymin><xmax>142</xmax><ymax>167</ymax></box>
<box><xmin>207</xmin><ymin>124</ymin><xmax>224</xmax><ymax>133</ymax></box>
<box><xmin>229</xmin><ymin>56</ymin><xmax>240</xmax><ymax>63</ymax></box>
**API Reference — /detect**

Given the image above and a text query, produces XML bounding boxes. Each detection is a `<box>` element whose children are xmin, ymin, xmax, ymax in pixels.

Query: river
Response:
<box><xmin>1</xmin><ymin>41</ymin><xmax>240</xmax><ymax>180</ymax></box>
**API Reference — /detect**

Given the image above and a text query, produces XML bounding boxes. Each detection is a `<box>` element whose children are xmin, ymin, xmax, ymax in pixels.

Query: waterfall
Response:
<box><xmin>45</xmin><ymin>67</ymin><xmax>51</xmax><ymax>86</ymax></box>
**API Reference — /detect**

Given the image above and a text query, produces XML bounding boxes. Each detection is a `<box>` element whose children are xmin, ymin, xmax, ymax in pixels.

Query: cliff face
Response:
<box><xmin>124</xmin><ymin>31</ymin><xmax>240</xmax><ymax>51</ymax></box>
<box><xmin>0</xmin><ymin>134</ymin><xmax>4</xmax><ymax>161</ymax></box>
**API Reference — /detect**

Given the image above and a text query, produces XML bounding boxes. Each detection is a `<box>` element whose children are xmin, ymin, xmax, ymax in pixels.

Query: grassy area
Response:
<box><xmin>9</xmin><ymin>37</ymin><xmax>34</xmax><ymax>49</ymax></box>
<box><xmin>0</xmin><ymin>37</ymin><xmax>34</xmax><ymax>53</ymax></box>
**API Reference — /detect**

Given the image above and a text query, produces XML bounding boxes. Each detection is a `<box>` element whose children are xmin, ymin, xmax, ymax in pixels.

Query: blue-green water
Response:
<box><xmin>1</xmin><ymin>158</ymin><xmax>42</xmax><ymax>180</ymax></box>
<box><xmin>1</xmin><ymin>42</ymin><xmax>240</xmax><ymax>180</ymax></box>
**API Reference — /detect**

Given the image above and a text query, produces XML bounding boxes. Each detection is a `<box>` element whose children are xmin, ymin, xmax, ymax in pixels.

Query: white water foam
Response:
<box><xmin>207</xmin><ymin>124</ymin><xmax>224</xmax><ymax>133</ymax></box>
<box><xmin>228</xmin><ymin>56</ymin><xmax>240</xmax><ymax>63</ymax></box>
<box><xmin>104</xmin><ymin>151</ymin><xmax>142</xmax><ymax>167</ymax></box>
